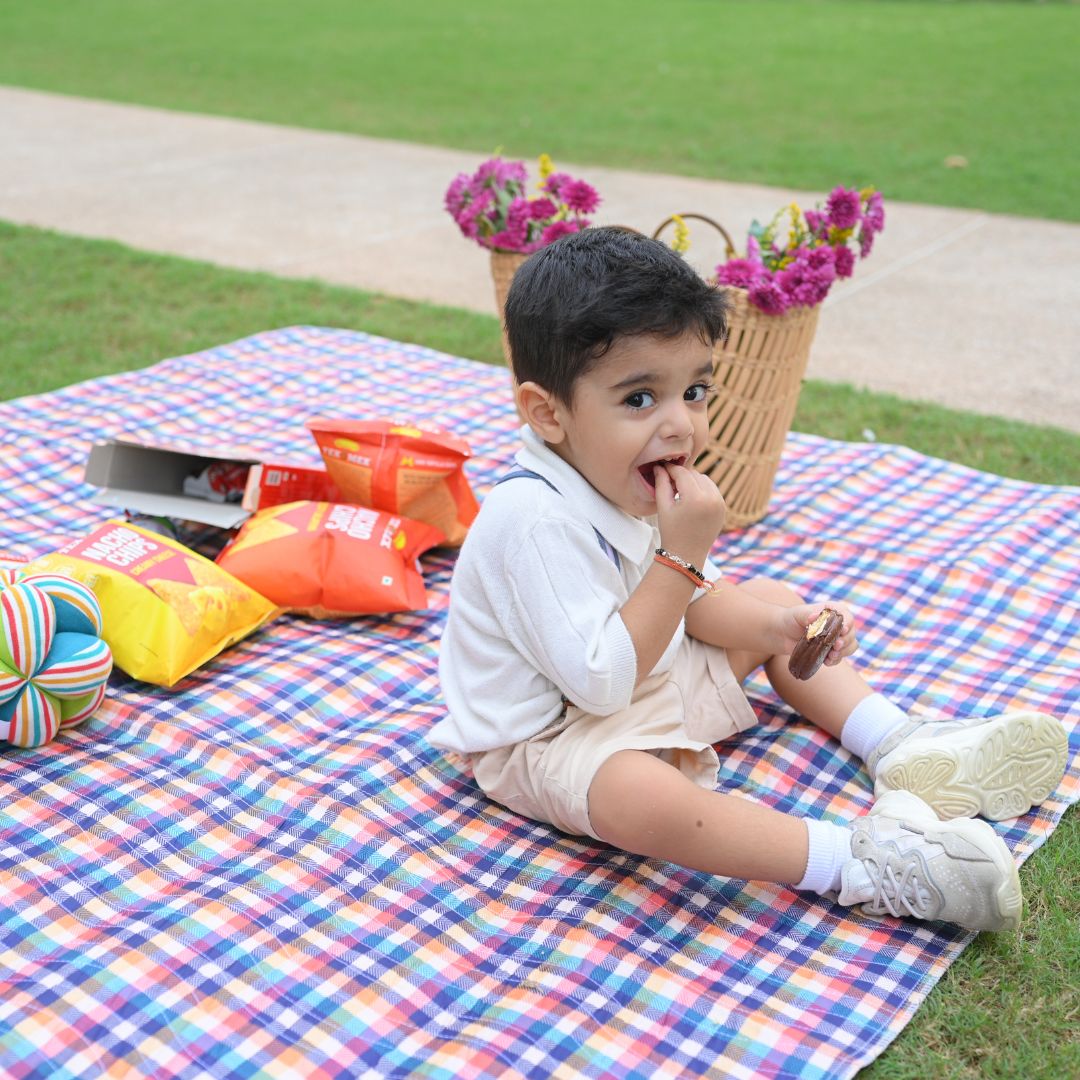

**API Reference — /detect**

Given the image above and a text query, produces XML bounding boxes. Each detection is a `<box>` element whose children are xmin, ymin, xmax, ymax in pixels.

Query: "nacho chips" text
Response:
<box><xmin>23</xmin><ymin>522</ymin><xmax>280</xmax><ymax>687</ymax></box>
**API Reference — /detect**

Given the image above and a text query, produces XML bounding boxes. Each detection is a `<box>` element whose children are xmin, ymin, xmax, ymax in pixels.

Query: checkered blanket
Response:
<box><xmin>1</xmin><ymin>328</ymin><xmax>1077</xmax><ymax>1080</ymax></box>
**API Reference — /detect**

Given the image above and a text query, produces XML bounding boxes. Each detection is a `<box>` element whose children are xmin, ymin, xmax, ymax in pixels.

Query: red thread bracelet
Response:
<box><xmin>653</xmin><ymin>549</ymin><xmax>721</xmax><ymax>595</ymax></box>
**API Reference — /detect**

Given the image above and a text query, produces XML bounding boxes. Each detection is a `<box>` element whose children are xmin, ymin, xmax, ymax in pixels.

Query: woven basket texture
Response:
<box><xmin>490</xmin><ymin>251</ymin><xmax>530</xmax><ymax>422</ymax></box>
<box><xmin>491</xmin><ymin>251</ymin><xmax>529</xmax><ymax>365</ymax></box>
<box><xmin>700</xmin><ymin>287</ymin><xmax>821</xmax><ymax>530</ymax></box>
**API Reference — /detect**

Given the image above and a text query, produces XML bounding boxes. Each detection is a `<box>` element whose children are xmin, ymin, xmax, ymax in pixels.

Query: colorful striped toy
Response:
<box><xmin>0</xmin><ymin>573</ymin><xmax>112</xmax><ymax>748</ymax></box>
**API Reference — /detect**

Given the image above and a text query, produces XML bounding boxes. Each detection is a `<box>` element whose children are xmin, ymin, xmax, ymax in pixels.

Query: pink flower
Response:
<box><xmin>454</xmin><ymin>187</ymin><xmax>494</xmax><ymax>240</ymax></box>
<box><xmin>804</xmin><ymin>208</ymin><xmax>824</xmax><ymax>236</ymax></box>
<box><xmin>542</xmin><ymin>172</ymin><xmax>574</xmax><ymax>196</ymax></box>
<box><xmin>484</xmin><ymin>197</ymin><xmax>532</xmax><ymax>251</ymax></box>
<box><xmin>474</xmin><ymin>157</ymin><xmax>527</xmax><ymax>190</ymax></box>
<box><xmin>540</xmin><ymin>219</ymin><xmax>585</xmax><ymax>246</ymax></box>
<box><xmin>834</xmin><ymin>244</ymin><xmax>855</xmax><ymax>279</ymax></box>
<box><xmin>859</xmin><ymin>230</ymin><xmax>875</xmax><ymax>258</ymax></box>
<box><xmin>747</xmin><ymin>275</ymin><xmax>789</xmax><ymax>315</ymax></box>
<box><xmin>746</xmin><ymin>235</ymin><xmax>762</xmax><ymax>262</ymax></box>
<box><xmin>487</xmin><ymin>230</ymin><xmax>524</xmax><ymax>251</ymax></box>
<box><xmin>527</xmin><ymin>197</ymin><xmax>558</xmax><ymax>221</ymax></box>
<box><xmin>561</xmin><ymin>179</ymin><xmax>601</xmax><ymax>215</ymax></box>
<box><xmin>776</xmin><ymin>246</ymin><xmax>835</xmax><ymax>307</ymax></box>
<box><xmin>825</xmin><ymin>186</ymin><xmax>862</xmax><ymax>232</ymax></box>
<box><xmin>862</xmin><ymin>191</ymin><xmax>885</xmax><ymax>236</ymax></box>
<box><xmin>444</xmin><ymin>173</ymin><xmax>472</xmax><ymax>219</ymax></box>
<box><xmin>717</xmin><ymin>258</ymin><xmax>765</xmax><ymax>290</ymax></box>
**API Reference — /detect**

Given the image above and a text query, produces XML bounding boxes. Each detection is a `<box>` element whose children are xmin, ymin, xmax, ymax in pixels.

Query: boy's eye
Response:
<box><xmin>624</xmin><ymin>390</ymin><xmax>656</xmax><ymax>410</ymax></box>
<box><xmin>685</xmin><ymin>383</ymin><xmax>713</xmax><ymax>403</ymax></box>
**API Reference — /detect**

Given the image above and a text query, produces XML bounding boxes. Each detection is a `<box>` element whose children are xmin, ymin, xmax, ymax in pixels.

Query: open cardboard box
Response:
<box><xmin>84</xmin><ymin>439</ymin><xmax>339</xmax><ymax>528</ymax></box>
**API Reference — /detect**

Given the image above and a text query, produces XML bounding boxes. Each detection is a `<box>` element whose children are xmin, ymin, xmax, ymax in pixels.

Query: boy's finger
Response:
<box><xmin>653</xmin><ymin>464</ymin><xmax>676</xmax><ymax>505</ymax></box>
<box><xmin>666</xmin><ymin>464</ymin><xmax>718</xmax><ymax>500</ymax></box>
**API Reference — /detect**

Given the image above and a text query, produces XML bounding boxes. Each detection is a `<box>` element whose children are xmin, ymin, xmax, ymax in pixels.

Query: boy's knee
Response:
<box><xmin>741</xmin><ymin>576</ymin><xmax>803</xmax><ymax>607</ymax></box>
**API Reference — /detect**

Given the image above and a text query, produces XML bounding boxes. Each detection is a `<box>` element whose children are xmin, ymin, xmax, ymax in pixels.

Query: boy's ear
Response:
<box><xmin>517</xmin><ymin>381</ymin><xmax>566</xmax><ymax>444</ymax></box>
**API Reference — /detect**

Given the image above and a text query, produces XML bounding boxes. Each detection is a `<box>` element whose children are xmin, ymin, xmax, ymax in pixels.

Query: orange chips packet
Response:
<box><xmin>215</xmin><ymin>501</ymin><xmax>445</xmax><ymax>618</ymax></box>
<box><xmin>23</xmin><ymin>522</ymin><xmax>280</xmax><ymax>687</ymax></box>
<box><xmin>306</xmin><ymin>419</ymin><xmax>479</xmax><ymax>546</ymax></box>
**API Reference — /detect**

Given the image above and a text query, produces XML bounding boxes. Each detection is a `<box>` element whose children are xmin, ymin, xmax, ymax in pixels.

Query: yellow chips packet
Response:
<box><xmin>24</xmin><ymin>522</ymin><xmax>280</xmax><ymax>687</ymax></box>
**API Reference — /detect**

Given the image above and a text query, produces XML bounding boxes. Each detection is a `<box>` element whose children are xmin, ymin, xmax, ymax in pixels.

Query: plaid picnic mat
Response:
<box><xmin>1</xmin><ymin>327</ymin><xmax>1077</xmax><ymax>1080</ymax></box>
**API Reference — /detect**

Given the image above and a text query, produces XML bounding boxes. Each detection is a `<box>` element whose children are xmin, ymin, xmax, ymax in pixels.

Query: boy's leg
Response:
<box><xmin>726</xmin><ymin>577</ymin><xmax>1068</xmax><ymax>821</ymax></box>
<box><xmin>589</xmin><ymin>749</ymin><xmax>1022</xmax><ymax>931</ymax></box>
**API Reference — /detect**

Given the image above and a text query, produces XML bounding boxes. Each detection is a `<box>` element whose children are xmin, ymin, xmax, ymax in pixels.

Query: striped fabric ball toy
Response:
<box><xmin>0</xmin><ymin>570</ymin><xmax>113</xmax><ymax>748</ymax></box>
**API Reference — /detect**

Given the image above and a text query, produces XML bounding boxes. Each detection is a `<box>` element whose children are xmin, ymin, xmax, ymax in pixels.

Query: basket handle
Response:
<box><xmin>652</xmin><ymin>213</ymin><xmax>738</xmax><ymax>258</ymax></box>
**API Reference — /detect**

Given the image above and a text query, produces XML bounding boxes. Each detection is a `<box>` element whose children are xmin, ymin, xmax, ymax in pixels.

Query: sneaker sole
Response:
<box><xmin>874</xmin><ymin>712</ymin><xmax>1068</xmax><ymax>821</ymax></box>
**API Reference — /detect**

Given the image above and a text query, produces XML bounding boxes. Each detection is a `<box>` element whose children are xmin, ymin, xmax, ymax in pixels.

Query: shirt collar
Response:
<box><xmin>515</xmin><ymin>425</ymin><xmax>655</xmax><ymax>565</ymax></box>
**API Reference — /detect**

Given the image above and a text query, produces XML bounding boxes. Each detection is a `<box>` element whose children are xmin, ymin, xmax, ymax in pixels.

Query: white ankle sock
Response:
<box><xmin>841</xmin><ymin>693</ymin><xmax>909</xmax><ymax>763</ymax></box>
<box><xmin>795</xmin><ymin>818</ymin><xmax>854</xmax><ymax>894</ymax></box>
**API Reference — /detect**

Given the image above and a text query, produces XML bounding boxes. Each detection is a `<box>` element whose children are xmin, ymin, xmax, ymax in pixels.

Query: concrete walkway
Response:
<box><xmin>3</xmin><ymin>85</ymin><xmax>1078</xmax><ymax>432</ymax></box>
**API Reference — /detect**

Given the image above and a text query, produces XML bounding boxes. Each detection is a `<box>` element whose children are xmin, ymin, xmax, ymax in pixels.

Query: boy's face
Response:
<box><xmin>536</xmin><ymin>331</ymin><xmax>715</xmax><ymax>518</ymax></box>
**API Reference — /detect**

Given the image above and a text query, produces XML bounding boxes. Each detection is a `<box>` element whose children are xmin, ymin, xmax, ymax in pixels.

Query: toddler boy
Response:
<box><xmin>429</xmin><ymin>229</ymin><xmax>1068</xmax><ymax>932</ymax></box>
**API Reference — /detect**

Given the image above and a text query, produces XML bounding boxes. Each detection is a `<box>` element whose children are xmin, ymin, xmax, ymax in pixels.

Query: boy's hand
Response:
<box><xmin>654</xmin><ymin>463</ymin><xmax>726</xmax><ymax>568</ymax></box>
<box><xmin>774</xmin><ymin>601</ymin><xmax>860</xmax><ymax>666</ymax></box>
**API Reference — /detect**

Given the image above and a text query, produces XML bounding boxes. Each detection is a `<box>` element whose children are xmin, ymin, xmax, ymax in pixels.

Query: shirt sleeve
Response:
<box><xmin>501</xmin><ymin>516</ymin><xmax>638</xmax><ymax>715</ymax></box>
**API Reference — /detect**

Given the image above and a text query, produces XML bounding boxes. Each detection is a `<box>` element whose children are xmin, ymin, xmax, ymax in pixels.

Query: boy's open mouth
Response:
<box><xmin>637</xmin><ymin>455</ymin><xmax>688</xmax><ymax>496</ymax></box>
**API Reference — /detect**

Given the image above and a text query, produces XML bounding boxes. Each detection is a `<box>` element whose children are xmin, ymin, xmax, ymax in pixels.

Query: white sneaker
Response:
<box><xmin>838</xmin><ymin>791</ymin><xmax>1023</xmax><ymax>932</ymax></box>
<box><xmin>866</xmin><ymin>711</ymin><xmax>1068</xmax><ymax>821</ymax></box>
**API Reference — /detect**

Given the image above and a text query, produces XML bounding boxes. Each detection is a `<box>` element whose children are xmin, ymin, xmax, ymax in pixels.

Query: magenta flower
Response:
<box><xmin>829</xmin><ymin>244</ymin><xmax>855</xmax><ymax>278</ymax></box>
<box><xmin>825</xmin><ymin>186</ymin><xmax>862</xmax><ymax>232</ymax></box>
<box><xmin>748</xmin><ymin>275</ymin><xmax>789</xmax><ymax>316</ymax></box>
<box><xmin>527</xmin><ymin>197</ymin><xmax>558</xmax><ymax>221</ymax></box>
<box><xmin>446</xmin><ymin>155</ymin><xmax>607</xmax><ymax>252</ymax></box>
<box><xmin>717</xmin><ymin>258</ymin><xmax>765</xmax><ymax>290</ymax></box>
<box><xmin>474</xmin><ymin>157</ymin><xmax>527</xmax><ymax>190</ymax></box>
<box><xmin>834</xmin><ymin>244</ymin><xmax>855</xmax><ymax>279</ymax></box>
<box><xmin>776</xmin><ymin>246</ymin><xmax>835</xmax><ymax>307</ymax></box>
<box><xmin>541</xmin><ymin>219</ymin><xmax>584</xmax><ymax>245</ymax></box>
<box><xmin>804</xmin><ymin>208</ymin><xmax>824</xmax><ymax>237</ymax></box>
<box><xmin>444</xmin><ymin>173</ymin><xmax>471</xmax><ymax>219</ymax></box>
<box><xmin>859</xmin><ymin>230</ymin><xmax>875</xmax><ymax>258</ymax></box>
<box><xmin>455</xmin><ymin>187</ymin><xmax>494</xmax><ymax>240</ymax></box>
<box><xmin>484</xmin><ymin>197</ymin><xmax>532</xmax><ymax>251</ymax></box>
<box><xmin>561</xmin><ymin>179</ymin><xmax>601</xmax><ymax>215</ymax></box>
<box><xmin>542</xmin><ymin>172</ymin><xmax>574</xmax><ymax>197</ymax></box>
<box><xmin>862</xmin><ymin>191</ymin><xmax>885</xmax><ymax>236</ymax></box>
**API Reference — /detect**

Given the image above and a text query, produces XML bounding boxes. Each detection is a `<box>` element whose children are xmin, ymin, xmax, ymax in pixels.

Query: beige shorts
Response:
<box><xmin>470</xmin><ymin>635</ymin><xmax>759</xmax><ymax>840</ymax></box>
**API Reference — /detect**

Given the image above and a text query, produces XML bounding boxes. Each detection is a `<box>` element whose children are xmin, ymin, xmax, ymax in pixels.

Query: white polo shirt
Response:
<box><xmin>429</xmin><ymin>426</ymin><xmax>720</xmax><ymax>755</ymax></box>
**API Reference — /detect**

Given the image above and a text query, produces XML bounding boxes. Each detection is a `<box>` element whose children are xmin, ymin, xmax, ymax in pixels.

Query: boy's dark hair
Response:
<box><xmin>504</xmin><ymin>227</ymin><xmax>730</xmax><ymax>404</ymax></box>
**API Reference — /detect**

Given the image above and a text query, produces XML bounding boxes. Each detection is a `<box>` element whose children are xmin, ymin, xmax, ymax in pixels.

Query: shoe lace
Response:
<box><xmin>863</xmin><ymin>849</ymin><xmax>934</xmax><ymax>919</ymax></box>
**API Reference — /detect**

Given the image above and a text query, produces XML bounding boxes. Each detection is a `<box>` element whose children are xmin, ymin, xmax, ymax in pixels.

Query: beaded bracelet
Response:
<box><xmin>654</xmin><ymin>548</ymin><xmax>721</xmax><ymax>596</ymax></box>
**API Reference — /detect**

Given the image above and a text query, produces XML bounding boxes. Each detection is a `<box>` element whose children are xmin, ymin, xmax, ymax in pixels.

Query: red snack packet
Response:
<box><xmin>306</xmin><ymin>419</ymin><xmax>479</xmax><ymax>547</ymax></box>
<box><xmin>215</xmin><ymin>501</ymin><xmax>444</xmax><ymax>618</ymax></box>
<box><xmin>242</xmin><ymin>462</ymin><xmax>341</xmax><ymax>512</ymax></box>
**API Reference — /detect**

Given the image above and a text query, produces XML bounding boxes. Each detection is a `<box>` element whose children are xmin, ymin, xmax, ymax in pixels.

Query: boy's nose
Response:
<box><xmin>658</xmin><ymin>400</ymin><xmax>695</xmax><ymax>440</ymax></box>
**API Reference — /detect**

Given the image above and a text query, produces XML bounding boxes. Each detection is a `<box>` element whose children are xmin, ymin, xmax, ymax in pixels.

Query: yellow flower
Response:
<box><xmin>671</xmin><ymin>214</ymin><xmax>691</xmax><ymax>254</ymax></box>
<box><xmin>537</xmin><ymin>153</ymin><xmax>554</xmax><ymax>188</ymax></box>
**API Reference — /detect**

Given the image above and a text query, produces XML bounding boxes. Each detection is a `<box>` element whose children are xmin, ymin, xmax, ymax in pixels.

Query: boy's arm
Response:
<box><xmin>619</xmin><ymin>464</ymin><xmax>723</xmax><ymax>687</ymax></box>
<box><xmin>684</xmin><ymin>583</ymin><xmax>859</xmax><ymax>665</ymax></box>
<box><xmin>624</xmin><ymin>463</ymin><xmax>859</xmax><ymax>679</ymax></box>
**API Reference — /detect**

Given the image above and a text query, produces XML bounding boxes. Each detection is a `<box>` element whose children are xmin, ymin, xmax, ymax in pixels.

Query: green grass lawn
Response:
<box><xmin>1</xmin><ymin>0</ymin><xmax>1077</xmax><ymax>223</ymax></box>
<box><xmin>3</xmin><ymin>220</ymin><xmax>1079</xmax><ymax>1077</ymax></box>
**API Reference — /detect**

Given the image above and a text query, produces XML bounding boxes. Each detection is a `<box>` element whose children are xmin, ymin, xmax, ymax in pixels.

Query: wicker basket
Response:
<box><xmin>491</xmin><ymin>251</ymin><xmax>529</xmax><ymax>366</ymax></box>
<box><xmin>653</xmin><ymin>214</ymin><xmax>821</xmax><ymax>530</ymax></box>
<box><xmin>697</xmin><ymin>288</ymin><xmax>821</xmax><ymax>529</ymax></box>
